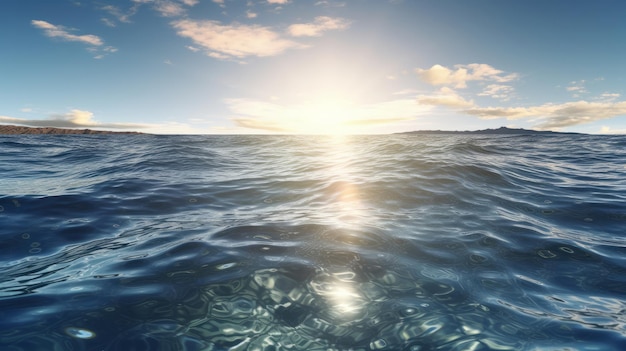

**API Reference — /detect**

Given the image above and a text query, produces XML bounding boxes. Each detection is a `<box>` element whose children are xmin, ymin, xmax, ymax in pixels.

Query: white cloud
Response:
<box><xmin>172</xmin><ymin>19</ymin><xmax>305</xmax><ymax>59</ymax></box>
<box><xmin>477</xmin><ymin>84</ymin><xmax>514</xmax><ymax>100</ymax></box>
<box><xmin>0</xmin><ymin>110</ymin><xmax>150</xmax><ymax>129</ymax></box>
<box><xmin>392</xmin><ymin>89</ymin><xmax>420</xmax><ymax>96</ymax></box>
<box><xmin>268</xmin><ymin>0</ymin><xmax>290</xmax><ymax>4</ymax></box>
<box><xmin>154</xmin><ymin>1</ymin><xmax>185</xmax><ymax>16</ymax></box>
<box><xmin>413</xmin><ymin>62</ymin><xmax>626</xmax><ymax>131</ymax></box>
<box><xmin>225</xmin><ymin>97</ymin><xmax>431</xmax><ymax>133</ymax></box>
<box><xmin>416</xmin><ymin>63</ymin><xmax>518</xmax><ymax>89</ymax></box>
<box><xmin>101</xmin><ymin>18</ymin><xmax>117</xmax><ymax>27</ymax></box>
<box><xmin>287</xmin><ymin>16</ymin><xmax>351</xmax><ymax>37</ymax></box>
<box><xmin>315</xmin><ymin>1</ymin><xmax>347</xmax><ymax>7</ymax></box>
<box><xmin>566</xmin><ymin>80</ymin><xmax>588</xmax><ymax>97</ymax></box>
<box><xmin>465</xmin><ymin>100</ymin><xmax>626</xmax><ymax>130</ymax></box>
<box><xmin>566</xmin><ymin>82</ymin><xmax>585</xmax><ymax>92</ymax></box>
<box><xmin>101</xmin><ymin>5</ymin><xmax>135</xmax><ymax>26</ymax></box>
<box><xmin>417</xmin><ymin>87</ymin><xmax>475</xmax><ymax>108</ymax></box>
<box><xmin>598</xmin><ymin>93</ymin><xmax>621</xmax><ymax>101</ymax></box>
<box><xmin>120</xmin><ymin>0</ymin><xmax>197</xmax><ymax>18</ymax></box>
<box><xmin>32</xmin><ymin>20</ymin><xmax>103</xmax><ymax>46</ymax></box>
<box><xmin>32</xmin><ymin>20</ymin><xmax>118</xmax><ymax>58</ymax></box>
<box><xmin>246</xmin><ymin>11</ymin><xmax>258</xmax><ymax>19</ymax></box>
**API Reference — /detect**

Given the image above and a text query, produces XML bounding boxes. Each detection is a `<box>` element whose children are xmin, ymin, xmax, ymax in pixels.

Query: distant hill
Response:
<box><xmin>0</xmin><ymin>125</ymin><xmax>143</xmax><ymax>135</ymax></box>
<box><xmin>398</xmin><ymin>127</ymin><xmax>580</xmax><ymax>135</ymax></box>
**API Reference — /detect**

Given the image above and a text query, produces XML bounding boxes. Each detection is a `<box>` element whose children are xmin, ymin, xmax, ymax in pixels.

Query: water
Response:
<box><xmin>1</xmin><ymin>133</ymin><xmax>625</xmax><ymax>351</ymax></box>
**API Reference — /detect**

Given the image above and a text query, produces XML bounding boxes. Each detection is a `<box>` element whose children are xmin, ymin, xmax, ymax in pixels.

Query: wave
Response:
<box><xmin>1</xmin><ymin>134</ymin><xmax>626</xmax><ymax>350</ymax></box>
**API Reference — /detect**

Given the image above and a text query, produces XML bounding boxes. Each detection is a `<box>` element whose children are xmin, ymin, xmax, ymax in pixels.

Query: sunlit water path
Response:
<box><xmin>1</xmin><ymin>134</ymin><xmax>626</xmax><ymax>350</ymax></box>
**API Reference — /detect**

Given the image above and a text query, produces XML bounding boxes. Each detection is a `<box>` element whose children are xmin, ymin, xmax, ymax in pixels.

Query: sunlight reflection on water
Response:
<box><xmin>2</xmin><ymin>134</ymin><xmax>626</xmax><ymax>350</ymax></box>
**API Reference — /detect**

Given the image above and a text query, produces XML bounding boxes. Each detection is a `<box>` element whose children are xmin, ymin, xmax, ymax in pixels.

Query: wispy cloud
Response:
<box><xmin>417</xmin><ymin>87</ymin><xmax>475</xmax><ymax>108</ymax></box>
<box><xmin>32</xmin><ymin>20</ymin><xmax>103</xmax><ymax>46</ymax></box>
<box><xmin>416</xmin><ymin>63</ymin><xmax>518</xmax><ymax>89</ymax></box>
<box><xmin>226</xmin><ymin>98</ymin><xmax>431</xmax><ymax>133</ymax></box>
<box><xmin>123</xmin><ymin>0</ymin><xmax>198</xmax><ymax>18</ymax></box>
<box><xmin>287</xmin><ymin>16</ymin><xmax>351</xmax><ymax>37</ymax></box>
<box><xmin>100</xmin><ymin>5</ymin><xmax>136</xmax><ymax>26</ymax></box>
<box><xmin>565</xmin><ymin>80</ymin><xmax>588</xmax><ymax>98</ymax></box>
<box><xmin>0</xmin><ymin>110</ymin><xmax>149</xmax><ymax>129</ymax></box>
<box><xmin>464</xmin><ymin>100</ymin><xmax>626</xmax><ymax>130</ymax></box>
<box><xmin>267</xmin><ymin>0</ymin><xmax>290</xmax><ymax>4</ymax></box>
<box><xmin>315</xmin><ymin>1</ymin><xmax>347</xmax><ymax>7</ymax></box>
<box><xmin>172</xmin><ymin>20</ymin><xmax>306</xmax><ymax>59</ymax></box>
<box><xmin>157</xmin><ymin>2</ymin><xmax>184</xmax><ymax>16</ymax></box>
<box><xmin>598</xmin><ymin>92</ymin><xmax>621</xmax><ymax>102</ymax></box>
<box><xmin>477</xmin><ymin>84</ymin><xmax>515</xmax><ymax>101</ymax></box>
<box><xmin>32</xmin><ymin>20</ymin><xmax>117</xmax><ymax>58</ymax></box>
<box><xmin>212</xmin><ymin>0</ymin><xmax>226</xmax><ymax>8</ymax></box>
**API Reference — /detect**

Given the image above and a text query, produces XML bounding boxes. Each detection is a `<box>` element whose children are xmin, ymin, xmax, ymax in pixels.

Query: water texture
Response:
<box><xmin>1</xmin><ymin>134</ymin><xmax>626</xmax><ymax>350</ymax></box>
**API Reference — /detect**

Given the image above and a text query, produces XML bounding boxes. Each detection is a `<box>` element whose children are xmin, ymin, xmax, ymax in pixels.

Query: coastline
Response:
<box><xmin>0</xmin><ymin>125</ymin><xmax>143</xmax><ymax>135</ymax></box>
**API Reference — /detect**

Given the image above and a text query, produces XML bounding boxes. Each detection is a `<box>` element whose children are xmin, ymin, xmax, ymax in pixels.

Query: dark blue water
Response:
<box><xmin>1</xmin><ymin>134</ymin><xmax>625</xmax><ymax>351</ymax></box>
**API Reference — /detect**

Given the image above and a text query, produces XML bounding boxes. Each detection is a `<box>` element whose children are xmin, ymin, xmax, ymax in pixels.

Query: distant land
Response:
<box><xmin>398</xmin><ymin>127</ymin><xmax>581</xmax><ymax>135</ymax></box>
<box><xmin>0</xmin><ymin>125</ymin><xmax>143</xmax><ymax>135</ymax></box>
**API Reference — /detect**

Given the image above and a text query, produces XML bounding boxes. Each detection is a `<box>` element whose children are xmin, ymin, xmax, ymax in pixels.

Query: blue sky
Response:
<box><xmin>2</xmin><ymin>0</ymin><xmax>626</xmax><ymax>134</ymax></box>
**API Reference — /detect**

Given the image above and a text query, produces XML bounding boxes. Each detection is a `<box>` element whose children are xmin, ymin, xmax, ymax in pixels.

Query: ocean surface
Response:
<box><xmin>1</xmin><ymin>133</ymin><xmax>625</xmax><ymax>351</ymax></box>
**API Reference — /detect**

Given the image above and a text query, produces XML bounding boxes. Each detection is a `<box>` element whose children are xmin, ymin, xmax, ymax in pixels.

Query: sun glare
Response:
<box><xmin>296</xmin><ymin>96</ymin><xmax>357</xmax><ymax>134</ymax></box>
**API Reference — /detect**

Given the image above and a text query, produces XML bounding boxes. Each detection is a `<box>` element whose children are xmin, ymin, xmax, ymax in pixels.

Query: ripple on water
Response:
<box><xmin>1</xmin><ymin>134</ymin><xmax>626</xmax><ymax>350</ymax></box>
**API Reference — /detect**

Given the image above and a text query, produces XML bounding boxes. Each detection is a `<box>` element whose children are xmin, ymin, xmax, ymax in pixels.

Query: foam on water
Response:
<box><xmin>1</xmin><ymin>134</ymin><xmax>626</xmax><ymax>350</ymax></box>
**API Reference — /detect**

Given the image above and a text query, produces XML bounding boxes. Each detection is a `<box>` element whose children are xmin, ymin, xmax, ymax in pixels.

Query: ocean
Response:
<box><xmin>1</xmin><ymin>133</ymin><xmax>625</xmax><ymax>351</ymax></box>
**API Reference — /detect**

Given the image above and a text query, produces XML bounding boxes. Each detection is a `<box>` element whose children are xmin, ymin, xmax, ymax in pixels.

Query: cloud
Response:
<box><xmin>392</xmin><ymin>89</ymin><xmax>420</xmax><ymax>96</ymax></box>
<box><xmin>127</xmin><ymin>0</ymin><xmax>195</xmax><ymax>17</ymax></box>
<box><xmin>100</xmin><ymin>5</ymin><xmax>135</xmax><ymax>26</ymax></box>
<box><xmin>464</xmin><ymin>100</ymin><xmax>626</xmax><ymax>130</ymax></box>
<box><xmin>32</xmin><ymin>20</ymin><xmax>103</xmax><ymax>46</ymax></box>
<box><xmin>477</xmin><ymin>84</ymin><xmax>515</xmax><ymax>100</ymax></box>
<box><xmin>413</xmin><ymin>62</ymin><xmax>626</xmax><ymax>131</ymax></box>
<box><xmin>565</xmin><ymin>79</ymin><xmax>586</xmax><ymax>93</ymax></box>
<box><xmin>246</xmin><ymin>11</ymin><xmax>258</xmax><ymax>19</ymax></box>
<box><xmin>416</xmin><ymin>63</ymin><xmax>518</xmax><ymax>89</ymax></box>
<box><xmin>0</xmin><ymin>110</ymin><xmax>150</xmax><ymax>130</ymax></box>
<box><xmin>315</xmin><ymin>1</ymin><xmax>347</xmax><ymax>7</ymax></box>
<box><xmin>417</xmin><ymin>87</ymin><xmax>475</xmax><ymax>108</ymax></box>
<box><xmin>287</xmin><ymin>16</ymin><xmax>351</xmax><ymax>37</ymax></box>
<box><xmin>154</xmin><ymin>1</ymin><xmax>186</xmax><ymax>16</ymax></box>
<box><xmin>32</xmin><ymin>20</ymin><xmax>118</xmax><ymax>58</ymax></box>
<box><xmin>598</xmin><ymin>93</ymin><xmax>620</xmax><ymax>101</ymax></box>
<box><xmin>232</xmin><ymin>118</ymin><xmax>291</xmax><ymax>133</ymax></box>
<box><xmin>225</xmin><ymin>98</ymin><xmax>431</xmax><ymax>133</ymax></box>
<box><xmin>172</xmin><ymin>19</ymin><xmax>305</xmax><ymax>59</ymax></box>
<box><xmin>101</xmin><ymin>18</ymin><xmax>117</xmax><ymax>27</ymax></box>
<box><xmin>90</xmin><ymin>45</ymin><xmax>118</xmax><ymax>59</ymax></box>
<box><xmin>268</xmin><ymin>0</ymin><xmax>290</xmax><ymax>4</ymax></box>
<box><xmin>565</xmin><ymin>80</ymin><xmax>588</xmax><ymax>98</ymax></box>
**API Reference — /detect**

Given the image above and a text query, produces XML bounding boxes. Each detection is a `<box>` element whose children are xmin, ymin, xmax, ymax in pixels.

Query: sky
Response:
<box><xmin>2</xmin><ymin>0</ymin><xmax>626</xmax><ymax>134</ymax></box>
